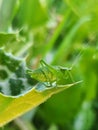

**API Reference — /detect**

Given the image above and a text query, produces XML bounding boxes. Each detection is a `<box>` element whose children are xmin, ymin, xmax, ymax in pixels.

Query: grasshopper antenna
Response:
<box><xmin>67</xmin><ymin>49</ymin><xmax>84</xmax><ymax>83</ymax></box>
<box><xmin>69</xmin><ymin>49</ymin><xmax>84</xmax><ymax>70</ymax></box>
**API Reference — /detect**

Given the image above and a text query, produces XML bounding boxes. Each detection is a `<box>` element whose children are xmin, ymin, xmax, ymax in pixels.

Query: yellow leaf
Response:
<box><xmin>0</xmin><ymin>81</ymin><xmax>81</xmax><ymax>127</ymax></box>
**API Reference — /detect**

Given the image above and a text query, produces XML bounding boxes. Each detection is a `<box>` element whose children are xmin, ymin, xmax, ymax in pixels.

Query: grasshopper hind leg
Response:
<box><xmin>40</xmin><ymin>60</ymin><xmax>57</xmax><ymax>87</ymax></box>
<box><xmin>40</xmin><ymin>67</ymin><xmax>54</xmax><ymax>88</ymax></box>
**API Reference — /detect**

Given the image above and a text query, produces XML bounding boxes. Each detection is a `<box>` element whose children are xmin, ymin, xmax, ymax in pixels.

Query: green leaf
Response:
<box><xmin>15</xmin><ymin>0</ymin><xmax>48</xmax><ymax>28</ymax></box>
<box><xmin>0</xmin><ymin>33</ymin><xmax>17</xmax><ymax>47</ymax></box>
<box><xmin>0</xmin><ymin>81</ymin><xmax>80</xmax><ymax>127</ymax></box>
<box><xmin>52</xmin><ymin>16</ymin><xmax>90</xmax><ymax>64</ymax></box>
<box><xmin>0</xmin><ymin>32</ymin><xmax>33</xmax><ymax>57</ymax></box>
<box><xmin>0</xmin><ymin>0</ymin><xmax>19</xmax><ymax>32</ymax></box>
<box><xmin>65</xmin><ymin>0</ymin><xmax>98</xmax><ymax>32</ymax></box>
<box><xmin>65</xmin><ymin>0</ymin><xmax>97</xmax><ymax>16</ymax></box>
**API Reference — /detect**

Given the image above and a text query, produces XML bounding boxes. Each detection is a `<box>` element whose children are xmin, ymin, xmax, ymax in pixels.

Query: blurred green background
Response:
<box><xmin>0</xmin><ymin>0</ymin><xmax>98</xmax><ymax>130</ymax></box>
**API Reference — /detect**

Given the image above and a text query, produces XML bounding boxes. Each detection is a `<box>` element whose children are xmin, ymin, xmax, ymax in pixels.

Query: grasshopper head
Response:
<box><xmin>58</xmin><ymin>66</ymin><xmax>72</xmax><ymax>72</ymax></box>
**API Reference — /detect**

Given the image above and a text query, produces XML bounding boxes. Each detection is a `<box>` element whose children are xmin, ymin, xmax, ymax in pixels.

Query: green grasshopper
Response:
<box><xmin>27</xmin><ymin>60</ymin><xmax>74</xmax><ymax>87</ymax></box>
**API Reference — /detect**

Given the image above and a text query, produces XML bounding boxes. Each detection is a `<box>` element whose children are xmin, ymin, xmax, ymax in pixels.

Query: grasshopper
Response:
<box><xmin>27</xmin><ymin>60</ymin><xmax>74</xmax><ymax>87</ymax></box>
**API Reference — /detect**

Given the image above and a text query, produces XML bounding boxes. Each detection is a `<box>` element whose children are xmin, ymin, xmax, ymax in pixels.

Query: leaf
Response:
<box><xmin>0</xmin><ymin>0</ymin><xmax>19</xmax><ymax>32</ymax></box>
<box><xmin>15</xmin><ymin>0</ymin><xmax>48</xmax><ymax>28</ymax></box>
<box><xmin>52</xmin><ymin>16</ymin><xmax>90</xmax><ymax>64</ymax></box>
<box><xmin>65</xmin><ymin>0</ymin><xmax>98</xmax><ymax>32</ymax></box>
<box><xmin>65</xmin><ymin>0</ymin><xmax>98</xmax><ymax>16</ymax></box>
<box><xmin>0</xmin><ymin>48</ymin><xmax>36</xmax><ymax>96</ymax></box>
<box><xmin>0</xmin><ymin>81</ymin><xmax>80</xmax><ymax>127</ymax></box>
<box><xmin>0</xmin><ymin>33</ymin><xmax>17</xmax><ymax>47</ymax></box>
<box><xmin>0</xmin><ymin>48</ymin><xmax>81</xmax><ymax>126</ymax></box>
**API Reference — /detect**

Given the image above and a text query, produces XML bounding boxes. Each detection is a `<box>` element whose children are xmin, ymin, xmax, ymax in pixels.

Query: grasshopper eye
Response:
<box><xmin>58</xmin><ymin>66</ymin><xmax>69</xmax><ymax>73</ymax></box>
<box><xmin>60</xmin><ymin>69</ymin><xmax>66</xmax><ymax>74</ymax></box>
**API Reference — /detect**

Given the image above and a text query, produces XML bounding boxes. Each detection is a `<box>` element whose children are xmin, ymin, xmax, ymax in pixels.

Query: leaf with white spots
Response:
<box><xmin>0</xmin><ymin>49</ymin><xmax>81</xmax><ymax>126</ymax></box>
<box><xmin>0</xmin><ymin>48</ymin><xmax>36</xmax><ymax>96</ymax></box>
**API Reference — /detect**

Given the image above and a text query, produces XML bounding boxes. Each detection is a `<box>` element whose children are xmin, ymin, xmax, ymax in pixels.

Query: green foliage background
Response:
<box><xmin>0</xmin><ymin>0</ymin><xmax>98</xmax><ymax>130</ymax></box>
